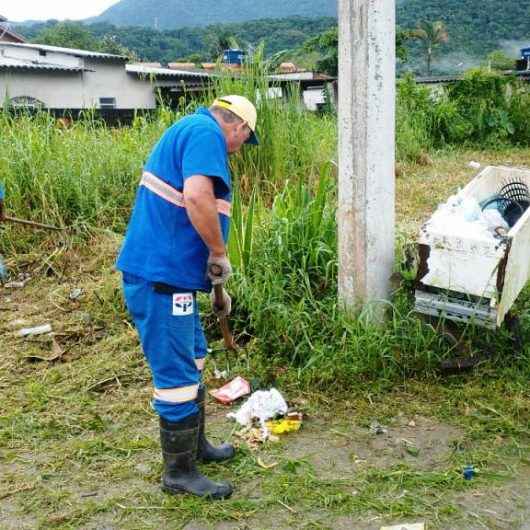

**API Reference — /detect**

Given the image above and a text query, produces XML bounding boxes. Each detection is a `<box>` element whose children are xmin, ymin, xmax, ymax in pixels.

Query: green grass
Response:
<box><xmin>1</xmin><ymin>148</ymin><xmax>529</xmax><ymax>529</ymax></box>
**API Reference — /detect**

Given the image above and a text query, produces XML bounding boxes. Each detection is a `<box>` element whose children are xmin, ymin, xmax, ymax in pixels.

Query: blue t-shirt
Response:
<box><xmin>116</xmin><ymin>108</ymin><xmax>231</xmax><ymax>291</ymax></box>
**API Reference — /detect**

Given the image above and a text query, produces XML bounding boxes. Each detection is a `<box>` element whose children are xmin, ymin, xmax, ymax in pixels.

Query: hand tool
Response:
<box><xmin>209</xmin><ymin>263</ymin><xmax>238</xmax><ymax>352</ymax></box>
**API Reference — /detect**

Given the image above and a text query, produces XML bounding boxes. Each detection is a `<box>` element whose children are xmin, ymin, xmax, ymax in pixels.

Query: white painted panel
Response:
<box><xmin>1</xmin><ymin>45</ymin><xmax>82</xmax><ymax>68</ymax></box>
<box><xmin>419</xmin><ymin>231</ymin><xmax>507</xmax><ymax>298</ymax></box>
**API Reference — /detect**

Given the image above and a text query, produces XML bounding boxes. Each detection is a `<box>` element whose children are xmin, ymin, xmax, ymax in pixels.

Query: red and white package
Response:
<box><xmin>210</xmin><ymin>376</ymin><xmax>251</xmax><ymax>405</ymax></box>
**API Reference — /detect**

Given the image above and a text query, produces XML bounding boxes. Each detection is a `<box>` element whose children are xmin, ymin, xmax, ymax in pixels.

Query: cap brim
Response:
<box><xmin>245</xmin><ymin>130</ymin><xmax>259</xmax><ymax>145</ymax></box>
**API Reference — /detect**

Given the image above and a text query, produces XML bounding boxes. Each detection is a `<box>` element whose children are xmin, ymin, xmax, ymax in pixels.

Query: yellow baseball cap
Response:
<box><xmin>212</xmin><ymin>95</ymin><xmax>259</xmax><ymax>145</ymax></box>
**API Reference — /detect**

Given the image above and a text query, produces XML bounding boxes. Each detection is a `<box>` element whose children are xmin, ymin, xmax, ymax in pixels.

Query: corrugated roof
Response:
<box><xmin>0</xmin><ymin>56</ymin><xmax>84</xmax><ymax>72</ymax></box>
<box><xmin>0</xmin><ymin>42</ymin><xmax>126</xmax><ymax>61</ymax></box>
<box><xmin>126</xmin><ymin>64</ymin><xmax>214</xmax><ymax>79</ymax></box>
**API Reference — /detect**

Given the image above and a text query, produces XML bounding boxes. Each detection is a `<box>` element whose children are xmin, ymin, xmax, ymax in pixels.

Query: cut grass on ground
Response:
<box><xmin>1</xmin><ymin>147</ymin><xmax>529</xmax><ymax>530</ymax></box>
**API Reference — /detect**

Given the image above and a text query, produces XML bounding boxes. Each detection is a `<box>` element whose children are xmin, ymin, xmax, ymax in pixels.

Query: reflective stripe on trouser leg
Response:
<box><xmin>194</xmin><ymin>309</ymin><xmax>208</xmax><ymax>381</ymax></box>
<box><xmin>121</xmin><ymin>273</ymin><xmax>200</xmax><ymax>422</ymax></box>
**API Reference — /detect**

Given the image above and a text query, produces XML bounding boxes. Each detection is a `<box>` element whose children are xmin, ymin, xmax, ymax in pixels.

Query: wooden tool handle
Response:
<box><xmin>209</xmin><ymin>264</ymin><xmax>238</xmax><ymax>352</ymax></box>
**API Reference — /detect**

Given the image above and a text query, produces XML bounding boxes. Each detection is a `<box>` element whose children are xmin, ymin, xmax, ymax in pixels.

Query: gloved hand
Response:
<box><xmin>207</xmin><ymin>253</ymin><xmax>232</xmax><ymax>286</ymax></box>
<box><xmin>210</xmin><ymin>287</ymin><xmax>232</xmax><ymax>318</ymax></box>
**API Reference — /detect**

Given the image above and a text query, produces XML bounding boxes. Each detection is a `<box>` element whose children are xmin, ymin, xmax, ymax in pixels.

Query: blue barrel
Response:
<box><xmin>223</xmin><ymin>49</ymin><xmax>245</xmax><ymax>65</ymax></box>
<box><xmin>522</xmin><ymin>47</ymin><xmax>530</xmax><ymax>59</ymax></box>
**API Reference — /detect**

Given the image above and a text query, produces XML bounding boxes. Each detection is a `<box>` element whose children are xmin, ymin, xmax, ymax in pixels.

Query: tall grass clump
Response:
<box><xmin>208</xmin><ymin>45</ymin><xmax>337</xmax><ymax>197</ymax></box>
<box><xmin>0</xmin><ymin>110</ymin><xmax>168</xmax><ymax>232</ymax></box>
<box><xmin>222</xmin><ymin>165</ymin><xmax>530</xmax><ymax>388</ymax></box>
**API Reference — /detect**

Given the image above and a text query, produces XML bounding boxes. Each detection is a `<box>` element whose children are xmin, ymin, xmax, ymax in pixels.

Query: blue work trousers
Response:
<box><xmin>122</xmin><ymin>272</ymin><xmax>208</xmax><ymax>422</ymax></box>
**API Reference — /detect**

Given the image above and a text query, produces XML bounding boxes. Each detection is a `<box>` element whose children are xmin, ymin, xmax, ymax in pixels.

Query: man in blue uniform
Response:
<box><xmin>117</xmin><ymin>95</ymin><xmax>258</xmax><ymax>500</ymax></box>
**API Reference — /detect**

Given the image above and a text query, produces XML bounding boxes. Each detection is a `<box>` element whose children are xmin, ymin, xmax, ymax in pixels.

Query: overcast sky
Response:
<box><xmin>2</xmin><ymin>1</ymin><xmax>120</xmax><ymax>22</ymax></box>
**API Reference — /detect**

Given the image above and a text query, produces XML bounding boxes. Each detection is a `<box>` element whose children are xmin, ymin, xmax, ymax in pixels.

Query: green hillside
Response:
<box><xmin>90</xmin><ymin>0</ymin><xmax>336</xmax><ymax>29</ymax></box>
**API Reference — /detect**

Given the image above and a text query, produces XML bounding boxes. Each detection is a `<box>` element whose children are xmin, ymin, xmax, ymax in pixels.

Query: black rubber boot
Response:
<box><xmin>160</xmin><ymin>413</ymin><xmax>233</xmax><ymax>499</ymax></box>
<box><xmin>197</xmin><ymin>384</ymin><xmax>236</xmax><ymax>463</ymax></box>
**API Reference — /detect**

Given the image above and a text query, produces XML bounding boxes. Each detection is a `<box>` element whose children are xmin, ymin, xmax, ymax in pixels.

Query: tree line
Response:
<box><xmin>18</xmin><ymin>16</ymin><xmax>521</xmax><ymax>75</ymax></box>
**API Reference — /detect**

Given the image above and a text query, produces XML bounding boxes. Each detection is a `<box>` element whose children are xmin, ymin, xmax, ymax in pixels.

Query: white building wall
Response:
<box><xmin>82</xmin><ymin>60</ymin><xmax>157</xmax><ymax>110</ymax></box>
<box><xmin>0</xmin><ymin>63</ymin><xmax>158</xmax><ymax>110</ymax></box>
<box><xmin>0</xmin><ymin>70</ymin><xmax>84</xmax><ymax>108</ymax></box>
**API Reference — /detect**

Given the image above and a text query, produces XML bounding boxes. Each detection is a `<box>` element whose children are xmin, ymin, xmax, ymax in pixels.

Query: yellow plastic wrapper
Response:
<box><xmin>265</xmin><ymin>417</ymin><xmax>302</xmax><ymax>435</ymax></box>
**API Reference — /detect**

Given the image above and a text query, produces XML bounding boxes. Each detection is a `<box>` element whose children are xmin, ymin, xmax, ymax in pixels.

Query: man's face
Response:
<box><xmin>226</xmin><ymin>121</ymin><xmax>252</xmax><ymax>154</ymax></box>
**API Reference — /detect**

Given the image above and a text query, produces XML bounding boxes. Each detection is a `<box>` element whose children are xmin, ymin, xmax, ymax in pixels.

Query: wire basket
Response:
<box><xmin>481</xmin><ymin>178</ymin><xmax>530</xmax><ymax>228</ymax></box>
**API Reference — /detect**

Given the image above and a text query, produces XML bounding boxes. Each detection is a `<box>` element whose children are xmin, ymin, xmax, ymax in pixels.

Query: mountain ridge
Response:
<box><xmin>89</xmin><ymin>0</ymin><xmax>337</xmax><ymax>29</ymax></box>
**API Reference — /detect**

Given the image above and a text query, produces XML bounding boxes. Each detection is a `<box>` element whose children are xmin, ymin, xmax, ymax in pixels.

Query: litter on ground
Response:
<box><xmin>266</xmin><ymin>413</ymin><xmax>303</xmax><ymax>435</ymax></box>
<box><xmin>380</xmin><ymin>524</ymin><xmax>425</xmax><ymax>530</ymax></box>
<box><xmin>370</xmin><ymin>421</ymin><xmax>388</xmax><ymax>435</ymax></box>
<box><xmin>0</xmin><ymin>255</ymin><xmax>6</xmax><ymax>281</ymax></box>
<box><xmin>69</xmin><ymin>288</ymin><xmax>84</xmax><ymax>300</ymax></box>
<box><xmin>227</xmin><ymin>388</ymin><xmax>288</xmax><ymax>428</ymax></box>
<box><xmin>17</xmin><ymin>323</ymin><xmax>53</xmax><ymax>337</ymax></box>
<box><xmin>227</xmin><ymin>388</ymin><xmax>304</xmax><ymax>444</ymax></box>
<box><xmin>463</xmin><ymin>465</ymin><xmax>475</xmax><ymax>480</ymax></box>
<box><xmin>209</xmin><ymin>376</ymin><xmax>251</xmax><ymax>404</ymax></box>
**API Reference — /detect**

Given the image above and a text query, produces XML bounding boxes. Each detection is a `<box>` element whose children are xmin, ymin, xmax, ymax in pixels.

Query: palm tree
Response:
<box><xmin>412</xmin><ymin>20</ymin><xmax>449</xmax><ymax>76</ymax></box>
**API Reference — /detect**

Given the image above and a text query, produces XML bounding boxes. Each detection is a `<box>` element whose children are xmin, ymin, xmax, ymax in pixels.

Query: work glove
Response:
<box><xmin>207</xmin><ymin>253</ymin><xmax>232</xmax><ymax>285</ymax></box>
<box><xmin>210</xmin><ymin>287</ymin><xmax>232</xmax><ymax>318</ymax></box>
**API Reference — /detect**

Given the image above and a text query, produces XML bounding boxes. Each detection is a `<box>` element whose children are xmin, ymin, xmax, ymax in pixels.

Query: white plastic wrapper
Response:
<box><xmin>227</xmin><ymin>388</ymin><xmax>288</xmax><ymax>428</ymax></box>
<box><xmin>426</xmin><ymin>192</ymin><xmax>508</xmax><ymax>241</ymax></box>
<box><xmin>482</xmin><ymin>209</ymin><xmax>509</xmax><ymax>232</ymax></box>
<box><xmin>17</xmin><ymin>324</ymin><xmax>53</xmax><ymax>337</ymax></box>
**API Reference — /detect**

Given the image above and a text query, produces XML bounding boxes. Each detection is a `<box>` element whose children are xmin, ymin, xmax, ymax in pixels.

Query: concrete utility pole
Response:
<box><xmin>337</xmin><ymin>0</ymin><xmax>396</xmax><ymax>318</ymax></box>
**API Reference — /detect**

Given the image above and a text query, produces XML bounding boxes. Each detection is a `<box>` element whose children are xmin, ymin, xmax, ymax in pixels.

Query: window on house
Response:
<box><xmin>99</xmin><ymin>97</ymin><xmax>117</xmax><ymax>109</ymax></box>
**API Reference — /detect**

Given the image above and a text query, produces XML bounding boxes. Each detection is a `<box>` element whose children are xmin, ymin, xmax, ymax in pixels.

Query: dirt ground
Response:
<box><xmin>1</xmin><ymin>351</ymin><xmax>529</xmax><ymax>530</ymax></box>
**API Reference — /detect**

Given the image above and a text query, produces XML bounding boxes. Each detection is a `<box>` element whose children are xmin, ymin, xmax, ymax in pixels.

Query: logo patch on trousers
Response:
<box><xmin>172</xmin><ymin>293</ymin><xmax>194</xmax><ymax>316</ymax></box>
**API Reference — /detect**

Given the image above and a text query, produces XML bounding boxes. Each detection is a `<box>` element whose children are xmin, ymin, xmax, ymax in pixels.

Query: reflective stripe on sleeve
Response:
<box><xmin>153</xmin><ymin>384</ymin><xmax>199</xmax><ymax>403</ymax></box>
<box><xmin>140</xmin><ymin>171</ymin><xmax>231</xmax><ymax>217</ymax></box>
<box><xmin>195</xmin><ymin>358</ymin><xmax>206</xmax><ymax>371</ymax></box>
